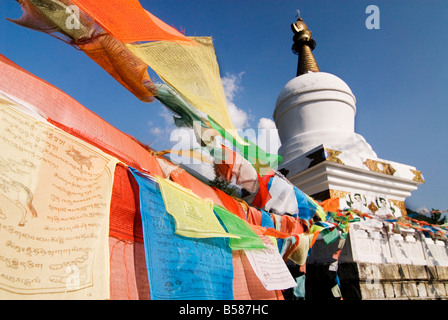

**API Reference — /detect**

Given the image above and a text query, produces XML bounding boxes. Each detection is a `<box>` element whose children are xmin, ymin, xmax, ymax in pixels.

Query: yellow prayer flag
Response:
<box><xmin>126</xmin><ymin>37</ymin><xmax>242</xmax><ymax>140</ymax></box>
<box><xmin>0</xmin><ymin>97</ymin><xmax>118</xmax><ymax>299</ymax></box>
<box><xmin>156</xmin><ymin>176</ymin><xmax>239</xmax><ymax>239</ymax></box>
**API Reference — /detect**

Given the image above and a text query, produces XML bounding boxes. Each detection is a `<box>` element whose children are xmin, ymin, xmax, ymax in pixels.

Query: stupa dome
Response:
<box><xmin>274</xmin><ymin>71</ymin><xmax>356</xmax><ymax>121</ymax></box>
<box><xmin>274</xmin><ymin>71</ymin><xmax>377</xmax><ymax>163</ymax></box>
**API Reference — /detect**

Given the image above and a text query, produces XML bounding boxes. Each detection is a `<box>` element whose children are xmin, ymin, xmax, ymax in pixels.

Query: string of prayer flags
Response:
<box><xmin>9</xmin><ymin>1</ymin><xmax>282</xmax><ymax>185</ymax></box>
<box><xmin>156</xmin><ymin>176</ymin><xmax>239</xmax><ymax>239</ymax></box>
<box><xmin>129</xmin><ymin>169</ymin><xmax>234</xmax><ymax>300</ymax></box>
<box><xmin>8</xmin><ymin>1</ymin><xmax>284</xmax><ymax>181</ymax></box>
<box><xmin>213</xmin><ymin>205</ymin><xmax>266</xmax><ymax>250</ymax></box>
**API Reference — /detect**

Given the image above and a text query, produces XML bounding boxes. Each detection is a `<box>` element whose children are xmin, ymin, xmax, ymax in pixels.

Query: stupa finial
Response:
<box><xmin>291</xmin><ymin>14</ymin><xmax>320</xmax><ymax>76</ymax></box>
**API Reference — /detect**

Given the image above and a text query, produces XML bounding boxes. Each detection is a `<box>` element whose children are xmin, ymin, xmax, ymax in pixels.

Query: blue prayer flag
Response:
<box><xmin>129</xmin><ymin>168</ymin><xmax>234</xmax><ymax>300</ymax></box>
<box><xmin>294</xmin><ymin>186</ymin><xmax>315</xmax><ymax>221</ymax></box>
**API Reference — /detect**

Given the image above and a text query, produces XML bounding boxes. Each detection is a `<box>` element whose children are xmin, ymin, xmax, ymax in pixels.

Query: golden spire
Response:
<box><xmin>291</xmin><ymin>16</ymin><xmax>320</xmax><ymax>76</ymax></box>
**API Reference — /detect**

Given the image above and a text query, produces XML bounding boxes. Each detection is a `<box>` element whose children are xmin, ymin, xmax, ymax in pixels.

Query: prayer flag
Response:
<box><xmin>321</xmin><ymin>228</ymin><xmax>339</xmax><ymax>245</ymax></box>
<box><xmin>208</xmin><ymin>116</ymin><xmax>282</xmax><ymax>175</ymax></box>
<box><xmin>243</xmin><ymin>236</ymin><xmax>297</xmax><ymax>291</ymax></box>
<box><xmin>0</xmin><ymin>98</ymin><xmax>118</xmax><ymax>299</ymax></box>
<box><xmin>213</xmin><ymin>205</ymin><xmax>266</xmax><ymax>250</ymax></box>
<box><xmin>294</xmin><ymin>186</ymin><xmax>315</xmax><ymax>221</ymax></box>
<box><xmin>264</xmin><ymin>174</ymin><xmax>299</xmax><ymax>216</ymax></box>
<box><xmin>156</xmin><ymin>176</ymin><xmax>238</xmax><ymax>239</ymax></box>
<box><xmin>70</xmin><ymin>0</ymin><xmax>191</xmax><ymax>43</ymax></box>
<box><xmin>127</xmin><ymin>37</ymin><xmax>240</xmax><ymax>141</ymax></box>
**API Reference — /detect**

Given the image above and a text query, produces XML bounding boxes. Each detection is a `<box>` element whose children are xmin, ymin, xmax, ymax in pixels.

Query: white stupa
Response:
<box><xmin>274</xmin><ymin>17</ymin><xmax>424</xmax><ymax>217</ymax></box>
<box><xmin>273</xmin><ymin>17</ymin><xmax>448</xmax><ymax>301</ymax></box>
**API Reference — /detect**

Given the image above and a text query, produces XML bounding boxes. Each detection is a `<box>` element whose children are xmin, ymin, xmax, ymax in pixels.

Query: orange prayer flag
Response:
<box><xmin>247</xmin><ymin>207</ymin><xmax>263</xmax><ymax>226</ymax></box>
<box><xmin>310</xmin><ymin>230</ymin><xmax>320</xmax><ymax>248</ymax></box>
<box><xmin>78</xmin><ymin>34</ymin><xmax>156</xmax><ymax>102</ymax></box>
<box><xmin>212</xmin><ymin>187</ymin><xmax>247</xmax><ymax>221</ymax></box>
<box><xmin>70</xmin><ymin>0</ymin><xmax>191</xmax><ymax>43</ymax></box>
<box><xmin>320</xmin><ymin>198</ymin><xmax>340</xmax><ymax>213</ymax></box>
<box><xmin>250</xmin><ymin>225</ymin><xmax>290</xmax><ymax>239</ymax></box>
<box><xmin>251</xmin><ymin>170</ymin><xmax>275</xmax><ymax>208</ymax></box>
<box><xmin>169</xmin><ymin>169</ymin><xmax>225</xmax><ymax>207</ymax></box>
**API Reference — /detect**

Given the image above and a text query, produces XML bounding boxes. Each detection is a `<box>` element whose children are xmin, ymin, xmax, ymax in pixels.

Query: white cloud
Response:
<box><xmin>222</xmin><ymin>73</ymin><xmax>281</xmax><ymax>155</ymax></box>
<box><xmin>222</xmin><ymin>72</ymin><xmax>249</xmax><ymax>130</ymax></box>
<box><xmin>258</xmin><ymin>117</ymin><xmax>277</xmax><ymax>130</ymax></box>
<box><xmin>228</xmin><ymin>102</ymin><xmax>249</xmax><ymax>130</ymax></box>
<box><xmin>222</xmin><ymin>72</ymin><xmax>244</xmax><ymax>102</ymax></box>
<box><xmin>150</xmin><ymin>127</ymin><xmax>163</xmax><ymax>135</ymax></box>
<box><xmin>417</xmin><ymin>207</ymin><xmax>430</xmax><ymax>216</ymax></box>
<box><xmin>147</xmin><ymin>107</ymin><xmax>177</xmax><ymax>149</ymax></box>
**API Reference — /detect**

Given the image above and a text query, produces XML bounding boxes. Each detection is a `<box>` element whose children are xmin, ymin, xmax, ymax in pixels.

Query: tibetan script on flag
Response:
<box><xmin>0</xmin><ymin>98</ymin><xmax>117</xmax><ymax>299</ymax></box>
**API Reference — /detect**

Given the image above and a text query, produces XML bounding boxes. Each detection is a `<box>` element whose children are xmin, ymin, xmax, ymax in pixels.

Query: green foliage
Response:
<box><xmin>209</xmin><ymin>176</ymin><xmax>238</xmax><ymax>197</ymax></box>
<box><xmin>407</xmin><ymin>208</ymin><xmax>447</xmax><ymax>225</ymax></box>
<box><xmin>209</xmin><ymin>167</ymin><xmax>238</xmax><ymax>197</ymax></box>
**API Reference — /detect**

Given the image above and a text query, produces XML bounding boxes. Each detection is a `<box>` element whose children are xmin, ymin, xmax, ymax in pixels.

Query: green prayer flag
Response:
<box><xmin>331</xmin><ymin>284</ymin><xmax>342</xmax><ymax>298</ymax></box>
<box><xmin>321</xmin><ymin>228</ymin><xmax>339</xmax><ymax>245</ymax></box>
<box><xmin>213</xmin><ymin>205</ymin><xmax>266</xmax><ymax>250</ymax></box>
<box><xmin>155</xmin><ymin>83</ymin><xmax>206</xmax><ymax>128</ymax></box>
<box><xmin>208</xmin><ymin>115</ymin><xmax>282</xmax><ymax>175</ymax></box>
<box><xmin>293</xmin><ymin>275</ymin><xmax>306</xmax><ymax>299</ymax></box>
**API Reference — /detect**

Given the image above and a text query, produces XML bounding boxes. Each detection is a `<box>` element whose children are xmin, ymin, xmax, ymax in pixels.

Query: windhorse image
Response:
<box><xmin>0</xmin><ymin>157</ymin><xmax>38</xmax><ymax>227</ymax></box>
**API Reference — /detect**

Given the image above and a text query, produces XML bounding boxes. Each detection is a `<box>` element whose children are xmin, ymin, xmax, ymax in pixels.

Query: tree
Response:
<box><xmin>209</xmin><ymin>166</ymin><xmax>238</xmax><ymax>197</ymax></box>
<box><xmin>429</xmin><ymin>209</ymin><xmax>447</xmax><ymax>225</ymax></box>
<box><xmin>407</xmin><ymin>208</ymin><xmax>447</xmax><ymax>225</ymax></box>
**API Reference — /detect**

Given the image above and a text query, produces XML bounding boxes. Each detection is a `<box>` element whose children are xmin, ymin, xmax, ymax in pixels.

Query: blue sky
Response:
<box><xmin>0</xmin><ymin>0</ymin><xmax>447</xmax><ymax>212</ymax></box>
